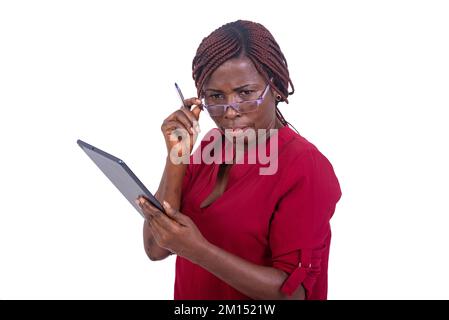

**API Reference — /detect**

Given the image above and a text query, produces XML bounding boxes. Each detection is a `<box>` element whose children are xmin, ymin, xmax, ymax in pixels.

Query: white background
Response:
<box><xmin>1</xmin><ymin>0</ymin><xmax>448</xmax><ymax>299</ymax></box>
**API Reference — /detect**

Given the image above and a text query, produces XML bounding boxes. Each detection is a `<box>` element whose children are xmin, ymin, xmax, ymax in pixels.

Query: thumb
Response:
<box><xmin>163</xmin><ymin>201</ymin><xmax>190</xmax><ymax>225</ymax></box>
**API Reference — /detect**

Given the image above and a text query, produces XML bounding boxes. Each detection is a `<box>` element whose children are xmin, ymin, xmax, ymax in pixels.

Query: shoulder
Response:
<box><xmin>277</xmin><ymin>127</ymin><xmax>342</xmax><ymax>202</ymax></box>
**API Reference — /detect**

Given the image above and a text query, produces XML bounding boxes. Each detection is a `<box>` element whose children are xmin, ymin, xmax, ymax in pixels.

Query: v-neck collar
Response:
<box><xmin>198</xmin><ymin>125</ymin><xmax>297</xmax><ymax>211</ymax></box>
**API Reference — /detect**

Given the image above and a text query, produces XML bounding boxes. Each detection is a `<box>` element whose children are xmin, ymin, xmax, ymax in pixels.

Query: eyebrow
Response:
<box><xmin>204</xmin><ymin>84</ymin><xmax>259</xmax><ymax>93</ymax></box>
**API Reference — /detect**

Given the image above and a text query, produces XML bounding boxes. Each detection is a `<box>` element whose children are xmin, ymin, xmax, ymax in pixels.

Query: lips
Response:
<box><xmin>219</xmin><ymin>126</ymin><xmax>255</xmax><ymax>138</ymax></box>
<box><xmin>231</xmin><ymin>127</ymin><xmax>248</xmax><ymax>132</ymax></box>
<box><xmin>222</xmin><ymin>126</ymin><xmax>251</xmax><ymax>132</ymax></box>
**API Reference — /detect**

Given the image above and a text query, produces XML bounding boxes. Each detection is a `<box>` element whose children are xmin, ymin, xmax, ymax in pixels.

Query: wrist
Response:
<box><xmin>190</xmin><ymin>239</ymin><xmax>214</xmax><ymax>266</ymax></box>
<box><xmin>165</xmin><ymin>155</ymin><xmax>189</xmax><ymax>169</ymax></box>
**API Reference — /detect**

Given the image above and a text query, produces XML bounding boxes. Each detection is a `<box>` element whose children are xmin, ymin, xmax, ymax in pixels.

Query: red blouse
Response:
<box><xmin>175</xmin><ymin>125</ymin><xmax>342</xmax><ymax>300</ymax></box>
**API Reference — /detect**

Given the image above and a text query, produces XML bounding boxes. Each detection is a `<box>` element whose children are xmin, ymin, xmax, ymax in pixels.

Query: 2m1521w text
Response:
<box><xmin>218</xmin><ymin>304</ymin><xmax>276</xmax><ymax>315</ymax></box>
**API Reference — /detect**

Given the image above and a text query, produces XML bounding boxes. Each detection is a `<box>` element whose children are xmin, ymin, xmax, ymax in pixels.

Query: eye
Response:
<box><xmin>209</xmin><ymin>93</ymin><xmax>224</xmax><ymax>100</ymax></box>
<box><xmin>240</xmin><ymin>90</ymin><xmax>255</xmax><ymax>96</ymax></box>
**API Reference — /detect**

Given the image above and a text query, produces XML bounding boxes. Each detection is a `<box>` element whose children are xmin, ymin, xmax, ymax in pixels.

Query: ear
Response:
<box><xmin>269</xmin><ymin>87</ymin><xmax>282</xmax><ymax>104</ymax></box>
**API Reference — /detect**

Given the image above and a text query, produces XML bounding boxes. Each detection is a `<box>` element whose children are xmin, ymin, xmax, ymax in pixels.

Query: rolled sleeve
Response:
<box><xmin>272</xmin><ymin>246</ymin><xmax>326</xmax><ymax>299</ymax></box>
<box><xmin>269</xmin><ymin>148</ymin><xmax>341</xmax><ymax>299</ymax></box>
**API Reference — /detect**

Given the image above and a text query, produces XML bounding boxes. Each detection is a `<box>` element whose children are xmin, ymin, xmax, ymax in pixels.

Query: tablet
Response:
<box><xmin>77</xmin><ymin>139</ymin><xmax>165</xmax><ymax>217</ymax></box>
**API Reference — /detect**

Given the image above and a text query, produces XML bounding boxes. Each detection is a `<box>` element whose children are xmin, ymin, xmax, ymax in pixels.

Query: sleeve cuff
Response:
<box><xmin>280</xmin><ymin>262</ymin><xmax>310</xmax><ymax>296</ymax></box>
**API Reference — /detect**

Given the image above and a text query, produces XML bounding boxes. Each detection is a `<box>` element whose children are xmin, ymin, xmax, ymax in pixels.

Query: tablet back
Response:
<box><xmin>77</xmin><ymin>139</ymin><xmax>165</xmax><ymax>217</ymax></box>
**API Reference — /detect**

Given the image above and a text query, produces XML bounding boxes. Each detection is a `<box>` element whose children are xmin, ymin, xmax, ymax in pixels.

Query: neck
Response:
<box><xmin>275</xmin><ymin>117</ymin><xmax>285</xmax><ymax>129</ymax></box>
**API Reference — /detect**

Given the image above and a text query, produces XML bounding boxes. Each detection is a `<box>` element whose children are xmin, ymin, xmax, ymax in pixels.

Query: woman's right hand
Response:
<box><xmin>161</xmin><ymin>98</ymin><xmax>202</xmax><ymax>159</ymax></box>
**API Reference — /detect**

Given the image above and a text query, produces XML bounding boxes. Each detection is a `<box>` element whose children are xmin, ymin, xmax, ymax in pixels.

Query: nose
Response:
<box><xmin>223</xmin><ymin>104</ymin><xmax>241</xmax><ymax>119</ymax></box>
<box><xmin>223</xmin><ymin>93</ymin><xmax>242</xmax><ymax>119</ymax></box>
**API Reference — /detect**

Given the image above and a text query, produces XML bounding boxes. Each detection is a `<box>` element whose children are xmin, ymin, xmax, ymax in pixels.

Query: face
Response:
<box><xmin>201</xmin><ymin>56</ymin><xmax>283</xmax><ymax>143</ymax></box>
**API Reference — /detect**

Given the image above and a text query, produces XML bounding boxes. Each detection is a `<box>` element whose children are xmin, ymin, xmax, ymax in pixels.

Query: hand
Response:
<box><xmin>161</xmin><ymin>98</ymin><xmax>202</xmax><ymax>159</ymax></box>
<box><xmin>135</xmin><ymin>195</ymin><xmax>208</xmax><ymax>263</ymax></box>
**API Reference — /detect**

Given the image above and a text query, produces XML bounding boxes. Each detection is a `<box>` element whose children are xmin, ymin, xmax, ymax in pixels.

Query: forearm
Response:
<box><xmin>155</xmin><ymin>156</ymin><xmax>187</xmax><ymax>210</ymax></box>
<box><xmin>143</xmin><ymin>158</ymin><xmax>187</xmax><ymax>260</ymax></box>
<box><xmin>143</xmin><ymin>221</ymin><xmax>169</xmax><ymax>260</ymax></box>
<box><xmin>193</xmin><ymin>242</ymin><xmax>305</xmax><ymax>300</ymax></box>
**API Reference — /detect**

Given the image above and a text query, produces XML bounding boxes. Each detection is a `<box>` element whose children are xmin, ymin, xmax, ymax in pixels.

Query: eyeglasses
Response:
<box><xmin>201</xmin><ymin>84</ymin><xmax>270</xmax><ymax>117</ymax></box>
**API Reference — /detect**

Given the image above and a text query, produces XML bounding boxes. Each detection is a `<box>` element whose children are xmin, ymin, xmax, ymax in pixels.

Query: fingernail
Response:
<box><xmin>134</xmin><ymin>199</ymin><xmax>140</xmax><ymax>205</ymax></box>
<box><xmin>163</xmin><ymin>200</ymin><xmax>170</xmax><ymax>208</ymax></box>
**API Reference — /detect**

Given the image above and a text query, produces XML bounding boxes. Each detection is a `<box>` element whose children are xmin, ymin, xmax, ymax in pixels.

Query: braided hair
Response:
<box><xmin>192</xmin><ymin>20</ymin><xmax>297</xmax><ymax>129</ymax></box>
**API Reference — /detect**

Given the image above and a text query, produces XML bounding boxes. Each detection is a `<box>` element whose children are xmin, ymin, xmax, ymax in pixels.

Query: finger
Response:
<box><xmin>183</xmin><ymin>97</ymin><xmax>202</xmax><ymax>109</ymax></box>
<box><xmin>148</xmin><ymin>212</ymin><xmax>164</xmax><ymax>229</ymax></box>
<box><xmin>137</xmin><ymin>196</ymin><xmax>162</xmax><ymax>219</ymax></box>
<box><xmin>165</xmin><ymin>124</ymin><xmax>191</xmax><ymax>146</ymax></box>
<box><xmin>135</xmin><ymin>198</ymin><xmax>153</xmax><ymax>220</ymax></box>
<box><xmin>162</xmin><ymin>120</ymin><xmax>191</xmax><ymax>141</ymax></box>
<box><xmin>135</xmin><ymin>198</ymin><xmax>144</xmax><ymax>211</ymax></box>
<box><xmin>191</xmin><ymin>104</ymin><xmax>202</xmax><ymax>120</ymax></box>
<box><xmin>182</xmin><ymin>97</ymin><xmax>203</xmax><ymax>120</ymax></box>
<box><xmin>151</xmin><ymin>207</ymin><xmax>177</xmax><ymax>231</ymax></box>
<box><xmin>147</xmin><ymin>212</ymin><xmax>175</xmax><ymax>243</ymax></box>
<box><xmin>162</xmin><ymin>201</ymin><xmax>190</xmax><ymax>226</ymax></box>
<box><xmin>149</xmin><ymin>219</ymin><xmax>176</xmax><ymax>254</ymax></box>
<box><xmin>148</xmin><ymin>218</ymin><xmax>163</xmax><ymax>242</ymax></box>
<box><xmin>162</xmin><ymin>119</ymin><xmax>190</xmax><ymax>134</ymax></box>
<box><xmin>179</xmin><ymin>108</ymin><xmax>201</xmax><ymax>135</ymax></box>
<box><xmin>144</xmin><ymin>201</ymin><xmax>176</xmax><ymax>231</ymax></box>
<box><xmin>138</xmin><ymin>196</ymin><xmax>178</xmax><ymax>228</ymax></box>
<box><xmin>161</xmin><ymin>200</ymin><xmax>178</xmax><ymax>219</ymax></box>
<box><xmin>179</xmin><ymin>107</ymin><xmax>199</xmax><ymax>128</ymax></box>
<box><xmin>146</xmin><ymin>211</ymin><xmax>172</xmax><ymax>241</ymax></box>
<box><xmin>173</xmin><ymin>110</ymin><xmax>195</xmax><ymax>134</ymax></box>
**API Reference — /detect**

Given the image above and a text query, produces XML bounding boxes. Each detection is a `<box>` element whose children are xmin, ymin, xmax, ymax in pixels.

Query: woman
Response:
<box><xmin>136</xmin><ymin>20</ymin><xmax>341</xmax><ymax>300</ymax></box>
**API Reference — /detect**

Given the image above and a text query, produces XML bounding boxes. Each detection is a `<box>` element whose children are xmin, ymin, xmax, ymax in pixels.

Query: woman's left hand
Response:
<box><xmin>136</xmin><ymin>196</ymin><xmax>208</xmax><ymax>263</ymax></box>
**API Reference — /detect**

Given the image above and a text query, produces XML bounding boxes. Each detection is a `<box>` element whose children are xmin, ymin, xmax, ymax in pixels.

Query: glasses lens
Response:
<box><xmin>206</xmin><ymin>105</ymin><xmax>225</xmax><ymax>116</ymax></box>
<box><xmin>206</xmin><ymin>101</ymin><xmax>259</xmax><ymax>116</ymax></box>
<box><xmin>237</xmin><ymin>101</ymin><xmax>258</xmax><ymax>113</ymax></box>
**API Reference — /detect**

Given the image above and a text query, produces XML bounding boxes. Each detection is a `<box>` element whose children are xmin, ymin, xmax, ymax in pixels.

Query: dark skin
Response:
<box><xmin>140</xmin><ymin>56</ymin><xmax>305</xmax><ymax>300</ymax></box>
<box><xmin>203</xmin><ymin>56</ymin><xmax>284</xmax><ymax>140</ymax></box>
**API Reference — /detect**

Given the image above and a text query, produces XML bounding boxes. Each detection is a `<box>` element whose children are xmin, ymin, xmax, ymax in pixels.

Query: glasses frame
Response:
<box><xmin>201</xmin><ymin>83</ymin><xmax>271</xmax><ymax>117</ymax></box>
